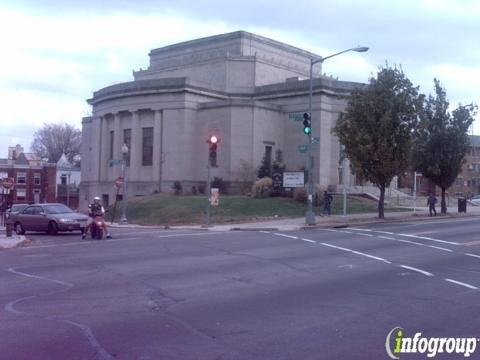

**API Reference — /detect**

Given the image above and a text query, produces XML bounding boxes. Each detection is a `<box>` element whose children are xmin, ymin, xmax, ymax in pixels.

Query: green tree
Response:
<box><xmin>257</xmin><ymin>154</ymin><xmax>271</xmax><ymax>179</ymax></box>
<box><xmin>413</xmin><ymin>79</ymin><xmax>477</xmax><ymax>214</ymax></box>
<box><xmin>333</xmin><ymin>66</ymin><xmax>424</xmax><ymax>218</ymax></box>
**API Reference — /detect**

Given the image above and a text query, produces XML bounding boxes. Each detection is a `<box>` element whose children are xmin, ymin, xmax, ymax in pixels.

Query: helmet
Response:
<box><xmin>93</xmin><ymin>196</ymin><xmax>101</xmax><ymax>201</ymax></box>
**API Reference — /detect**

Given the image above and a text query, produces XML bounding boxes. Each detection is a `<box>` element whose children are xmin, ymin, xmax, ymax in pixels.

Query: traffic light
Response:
<box><xmin>207</xmin><ymin>135</ymin><xmax>220</xmax><ymax>167</ymax></box>
<box><xmin>303</xmin><ymin>112</ymin><xmax>311</xmax><ymax>135</ymax></box>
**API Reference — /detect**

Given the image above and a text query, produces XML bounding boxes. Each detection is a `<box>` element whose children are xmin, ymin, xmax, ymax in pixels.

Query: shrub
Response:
<box><xmin>191</xmin><ymin>186</ymin><xmax>198</xmax><ymax>195</ymax></box>
<box><xmin>293</xmin><ymin>187</ymin><xmax>308</xmax><ymax>203</ymax></box>
<box><xmin>172</xmin><ymin>181</ymin><xmax>182</xmax><ymax>195</ymax></box>
<box><xmin>252</xmin><ymin>177</ymin><xmax>273</xmax><ymax>198</ymax></box>
<box><xmin>211</xmin><ymin>177</ymin><xmax>227</xmax><ymax>194</ymax></box>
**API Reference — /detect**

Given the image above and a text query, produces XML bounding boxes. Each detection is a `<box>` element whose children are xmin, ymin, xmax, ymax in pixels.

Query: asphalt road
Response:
<box><xmin>2</xmin><ymin>217</ymin><xmax>480</xmax><ymax>359</ymax></box>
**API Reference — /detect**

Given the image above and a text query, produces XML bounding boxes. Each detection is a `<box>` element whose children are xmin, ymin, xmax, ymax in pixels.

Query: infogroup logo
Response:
<box><xmin>385</xmin><ymin>327</ymin><xmax>478</xmax><ymax>359</ymax></box>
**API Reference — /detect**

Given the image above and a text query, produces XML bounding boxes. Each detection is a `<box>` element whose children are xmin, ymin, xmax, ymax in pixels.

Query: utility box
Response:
<box><xmin>458</xmin><ymin>197</ymin><xmax>467</xmax><ymax>213</ymax></box>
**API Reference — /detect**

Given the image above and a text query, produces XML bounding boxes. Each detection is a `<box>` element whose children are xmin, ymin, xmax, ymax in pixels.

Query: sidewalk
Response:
<box><xmin>108</xmin><ymin>205</ymin><xmax>480</xmax><ymax>232</ymax></box>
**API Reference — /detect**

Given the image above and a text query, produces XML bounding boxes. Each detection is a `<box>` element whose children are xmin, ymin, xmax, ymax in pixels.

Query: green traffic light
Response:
<box><xmin>303</xmin><ymin>126</ymin><xmax>311</xmax><ymax>135</ymax></box>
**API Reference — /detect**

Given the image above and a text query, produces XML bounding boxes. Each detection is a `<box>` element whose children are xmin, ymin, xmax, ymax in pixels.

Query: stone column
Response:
<box><xmin>100</xmin><ymin>116</ymin><xmax>110</xmax><ymax>181</ymax></box>
<box><xmin>113</xmin><ymin>112</ymin><xmax>122</xmax><ymax>165</ymax></box>
<box><xmin>153</xmin><ymin>110</ymin><xmax>163</xmax><ymax>192</ymax></box>
<box><xmin>130</xmin><ymin>110</ymin><xmax>141</xmax><ymax>181</ymax></box>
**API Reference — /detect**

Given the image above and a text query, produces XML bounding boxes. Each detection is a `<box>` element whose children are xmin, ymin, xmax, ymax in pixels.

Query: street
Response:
<box><xmin>2</xmin><ymin>217</ymin><xmax>480</xmax><ymax>359</ymax></box>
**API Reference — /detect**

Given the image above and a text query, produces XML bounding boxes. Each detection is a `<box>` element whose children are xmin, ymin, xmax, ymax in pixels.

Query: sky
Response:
<box><xmin>0</xmin><ymin>0</ymin><xmax>479</xmax><ymax>158</ymax></box>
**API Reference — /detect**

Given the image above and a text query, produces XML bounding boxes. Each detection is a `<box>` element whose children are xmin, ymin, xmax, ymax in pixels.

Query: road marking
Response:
<box><xmin>260</xmin><ymin>231</ymin><xmax>271</xmax><ymax>234</ymax></box>
<box><xmin>357</xmin><ymin>233</ymin><xmax>373</xmax><ymax>237</ymax></box>
<box><xmin>400</xmin><ymin>265</ymin><xmax>433</xmax><ymax>277</ymax></box>
<box><xmin>378</xmin><ymin>236</ymin><xmax>396</xmax><ymax>240</ymax></box>
<box><xmin>465</xmin><ymin>253</ymin><xmax>480</xmax><ymax>259</ymax></box>
<box><xmin>319</xmin><ymin>242</ymin><xmax>391</xmax><ymax>264</ymax></box>
<box><xmin>445</xmin><ymin>278</ymin><xmax>478</xmax><ymax>290</ymax></box>
<box><xmin>428</xmin><ymin>245</ymin><xmax>453</xmax><ymax>252</ymax></box>
<box><xmin>463</xmin><ymin>240</ymin><xmax>480</xmax><ymax>246</ymax></box>
<box><xmin>273</xmin><ymin>233</ymin><xmax>298</xmax><ymax>239</ymax></box>
<box><xmin>8</xmin><ymin>267</ymin><xmax>73</xmax><ymax>287</ymax></box>
<box><xmin>375</xmin><ymin>231</ymin><xmax>395</xmax><ymax>235</ymax></box>
<box><xmin>300</xmin><ymin>238</ymin><xmax>316</xmax><ymax>243</ymax></box>
<box><xmin>396</xmin><ymin>233</ymin><xmax>459</xmax><ymax>246</ymax></box>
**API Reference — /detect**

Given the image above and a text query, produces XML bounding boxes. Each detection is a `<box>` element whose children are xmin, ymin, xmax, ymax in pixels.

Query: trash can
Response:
<box><xmin>5</xmin><ymin>220</ymin><xmax>13</xmax><ymax>237</ymax></box>
<box><xmin>458</xmin><ymin>197</ymin><xmax>467</xmax><ymax>213</ymax></box>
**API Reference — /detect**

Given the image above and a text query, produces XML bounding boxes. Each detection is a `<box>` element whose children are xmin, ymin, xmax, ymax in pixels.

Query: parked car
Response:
<box><xmin>10</xmin><ymin>203</ymin><xmax>88</xmax><ymax>235</ymax></box>
<box><xmin>5</xmin><ymin>203</ymin><xmax>30</xmax><ymax>220</ymax></box>
<box><xmin>470</xmin><ymin>195</ymin><xmax>480</xmax><ymax>206</ymax></box>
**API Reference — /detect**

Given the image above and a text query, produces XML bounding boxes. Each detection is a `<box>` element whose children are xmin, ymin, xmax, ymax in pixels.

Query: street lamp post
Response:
<box><xmin>120</xmin><ymin>143</ymin><xmax>129</xmax><ymax>224</ymax></box>
<box><xmin>305</xmin><ymin>46</ymin><xmax>369</xmax><ymax>225</ymax></box>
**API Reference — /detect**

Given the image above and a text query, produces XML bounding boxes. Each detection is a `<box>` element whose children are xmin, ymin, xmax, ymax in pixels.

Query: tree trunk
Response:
<box><xmin>441</xmin><ymin>187</ymin><xmax>447</xmax><ymax>214</ymax></box>
<box><xmin>378</xmin><ymin>184</ymin><xmax>385</xmax><ymax>219</ymax></box>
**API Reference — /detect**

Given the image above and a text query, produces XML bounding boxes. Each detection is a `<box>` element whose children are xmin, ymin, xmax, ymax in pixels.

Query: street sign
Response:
<box><xmin>311</xmin><ymin>137</ymin><xmax>319</xmax><ymax>144</ymax></box>
<box><xmin>2</xmin><ymin>178</ymin><xmax>14</xmax><ymax>189</ymax></box>
<box><xmin>272</xmin><ymin>172</ymin><xmax>283</xmax><ymax>189</ymax></box>
<box><xmin>283</xmin><ymin>172</ymin><xmax>305</xmax><ymax>188</ymax></box>
<box><xmin>114</xmin><ymin>176</ymin><xmax>124</xmax><ymax>189</ymax></box>
<box><xmin>298</xmin><ymin>145</ymin><xmax>308</xmax><ymax>154</ymax></box>
<box><xmin>108</xmin><ymin>159</ymin><xmax>122</xmax><ymax>167</ymax></box>
<box><xmin>288</xmin><ymin>112</ymin><xmax>304</xmax><ymax>122</ymax></box>
<box><xmin>210</xmin><ymin>188</ymin><xmax>219</xmax><ymax>206</ymax></box>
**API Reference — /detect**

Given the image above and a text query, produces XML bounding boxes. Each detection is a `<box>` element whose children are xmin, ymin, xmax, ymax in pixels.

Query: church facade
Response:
<box><xmin>80</xmin><ymin>31</ymin><xmax>360</xmax><ymax>208</ymax></box>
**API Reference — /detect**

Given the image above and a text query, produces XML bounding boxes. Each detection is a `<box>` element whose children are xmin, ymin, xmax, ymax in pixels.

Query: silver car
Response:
<box><xmin>10</xmin><ymin>203</ymin><xmax>88</xmax><ymax>235</ymax></box>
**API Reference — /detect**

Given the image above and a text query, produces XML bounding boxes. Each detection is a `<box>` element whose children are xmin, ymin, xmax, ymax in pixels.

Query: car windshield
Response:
<box><xmin>44</xmin><ymin>204</ymin><xmax>73</xmax><ymax>214</ymax></box>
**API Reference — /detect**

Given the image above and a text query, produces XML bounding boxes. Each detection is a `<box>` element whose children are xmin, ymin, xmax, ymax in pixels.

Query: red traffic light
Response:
<box><xmin>209</xmin><ymin>135</ymin><xmax>218</xmax><ymax>144</ymax></box>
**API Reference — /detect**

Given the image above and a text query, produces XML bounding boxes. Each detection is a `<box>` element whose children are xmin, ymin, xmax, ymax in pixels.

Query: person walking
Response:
<box><xmin>427</xmin><ymin>193</ymin><xmax>437</xmax><ymax>217</ymax></box>
<box><xmin>323</xmin><ymin>190</ymin><xmax>333</xmax><ymax>216</ymax></box>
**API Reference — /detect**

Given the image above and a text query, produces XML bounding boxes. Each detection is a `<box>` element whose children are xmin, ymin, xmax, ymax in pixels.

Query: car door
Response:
<box><xmin>18</xmin><ymin>206</ymin><xmax>36</xmax><ymax>231</ymax></box>
<box><xmin>34</xmin><ymin>206</ymin><xmax>49</xmax><ymax>231</ymax></box>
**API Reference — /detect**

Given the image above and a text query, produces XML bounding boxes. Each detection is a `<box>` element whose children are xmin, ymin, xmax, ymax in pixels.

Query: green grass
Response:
<box><xmin>109</xmin><ymin>193</ymin><xmax>404</xmax><ymax>226</ymax></box>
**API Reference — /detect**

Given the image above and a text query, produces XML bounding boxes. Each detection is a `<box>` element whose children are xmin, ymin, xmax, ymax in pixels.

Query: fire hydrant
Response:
<box><xmin>6</xmin><ymin>220</ymin><xmax>13</xmax><ymax>237</ymax></box>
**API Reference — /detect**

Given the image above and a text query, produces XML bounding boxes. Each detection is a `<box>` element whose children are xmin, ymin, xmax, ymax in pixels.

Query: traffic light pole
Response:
<box><xmin>205</xmin><ymin>147</ymin><xmax>212</xmax><ymax>227</ymax></box>
<box><xmin>305</xmin><ymin>60</ymin><xmax>316</xmax><ymax>225</ymax></box>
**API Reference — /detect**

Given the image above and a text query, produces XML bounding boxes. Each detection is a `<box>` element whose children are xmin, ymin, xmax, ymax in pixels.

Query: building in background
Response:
<box><xmin>56</xmin><ymin>154</ymin><xmax>81</xmax><ymax>209</ymax></box>
<box><xmin>80</xmin><ymin>31</ymin><xmax>362</xmax><ymax>209</ymax></box>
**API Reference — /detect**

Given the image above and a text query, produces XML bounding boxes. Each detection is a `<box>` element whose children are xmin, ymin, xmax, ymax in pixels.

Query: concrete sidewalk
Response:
<box><xmin>107</xmin><ymin>205</ymin><xmax>480</xmax><ymax>232</ymax></box>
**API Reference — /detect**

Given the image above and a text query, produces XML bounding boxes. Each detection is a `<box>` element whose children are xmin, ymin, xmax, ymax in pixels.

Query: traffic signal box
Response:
<box><xmin>207</xmin><ymin>135</ymin><xmax>220</xmax><ymax>167</ymax></box>
<box><xmin>303</xmin><ymin>112</ymin><xmax>311</xmax><ymax>135</ymax></box>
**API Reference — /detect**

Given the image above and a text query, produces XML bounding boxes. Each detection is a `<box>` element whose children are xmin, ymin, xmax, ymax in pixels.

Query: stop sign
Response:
<box><xmin>114</xmin><ymin>177</ymin><xmax>124</xmax><ymax>189</ymax></box>
<box><xmin>2</xmin><ymin>177</ymin><xmax>14</xmax><ymax>189</ymax></box>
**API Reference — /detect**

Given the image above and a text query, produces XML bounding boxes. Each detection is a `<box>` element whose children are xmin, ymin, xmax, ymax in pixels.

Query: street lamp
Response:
<box><xmin>305</xmin><ymin>46</ymin><xmax>369</xmax><ymax>225</ymax></box>
<box><xmin>120</xmin><ymin>143</ymin><xmax>129</xmax><ymax>224</ymax></box>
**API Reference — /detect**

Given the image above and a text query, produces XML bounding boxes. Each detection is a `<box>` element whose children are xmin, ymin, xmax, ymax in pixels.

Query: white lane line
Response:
<box><xmin>375</xmin><ymin>231</ymin><xmax>395</xmax><ymax>235</ymax></box>
<box><xmin>465</xmin><ymin>253</ymin><xmax>480</xmax><ymax>259</ymax></box>
<box><xmin>8</xmin><ymin>267</ymin><xmax>73</xmax><ymax>287</ymax></box>
<box><xmin>428</xmin><ymin>245</ymin><xmax>453</xmax><ymax>252</ymax></box>
<box><xmin>349</xmin><ymin>228</ymin><xmax>372</xmax><ymax>232</ymax></box>
<box><xmin>357</xmin><ymin>233</ymin><xmax>373</xmax><ymax>237</ymax></box>
<box><xmin>301</xmin><ymin>238</ymin><xmax>316</xmax><ymax>244</ymax></box>
<box><xmin>445</xmin><ymin>278</ymin><xmax>478</xmax><ymax>290</ymax></box>
<box><xmin>260</xmin><ymin>231</ymin><xmax>271</xmax><ymax>234</ymax></box>
<box><xmin>400</xmin><ymin>265</ymin><xmax>433</xmax><ymax>277</ymax></box>
<box><xmin>378</xmin><ymin>236</ymin><xmax>396</xmax><ymax>240</ymax></box>
<box><xmin>273</xmin><ymin>233</ymin><xmax>298</xmax><ymax>239</ymax></box>
<box><xmin>397</xmin><ymin>233</ymin><xmax>459</xmax><ymax>246</ymax></box>
<box><xmin>319</xmin><ymin>242</ymin><xmax>391</xmax><ymax>264</ymax></box>
<box><xmin>156</xmin><ymin>232</ymin><xmax>230</xmax><ymax>239</ymax></box>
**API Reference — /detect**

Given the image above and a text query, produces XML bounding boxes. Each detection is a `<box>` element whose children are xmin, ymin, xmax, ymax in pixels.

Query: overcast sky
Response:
<box><xmin>1</xmin><ymin>0</ymin><xmax>479</xmax><ymax>158</ymax></box>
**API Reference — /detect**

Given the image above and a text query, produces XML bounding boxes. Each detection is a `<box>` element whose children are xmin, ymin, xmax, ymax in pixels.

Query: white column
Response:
<box><xmin>153</xmin><ymin>110</ymin><xmax>162</xmax><ymax>191</ymax></box>
<box><xmin>100</xmin><ymin>116</ymin><xmax>109</xmax><ymax>181</ymax></box>
<box><xmin>130</xmin><ymin>110</ymin><xmax>141</xmax><ymax>181</ymax></box>
<box><xmin>113</xmin><ymin>112</ymin><xmax>122</xmax><ymax>164</ymax></box>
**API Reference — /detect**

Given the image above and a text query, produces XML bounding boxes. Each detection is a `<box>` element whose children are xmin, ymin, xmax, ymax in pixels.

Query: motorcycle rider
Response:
<box><xmin>82</xmin><ymin>196</ymin><xmax>111</xmax><ymax>239</ymax></box>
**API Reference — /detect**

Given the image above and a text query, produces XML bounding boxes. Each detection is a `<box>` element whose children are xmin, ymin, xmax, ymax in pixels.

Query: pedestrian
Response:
<box><xmin>323</xmin><ymin>190</ymin><xmax>333</xmax><ymax>216</ymax></box>
<box><xmin>427</xmin><ymin>193</ymin><xmax>437</xmax><ymax>217</ymax></box>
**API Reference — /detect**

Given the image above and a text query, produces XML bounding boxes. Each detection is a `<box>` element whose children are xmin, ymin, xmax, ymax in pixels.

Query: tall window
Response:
<box><xmin>123</xmin><ymin>129</ymin><xmax>131</xmax><ymax>166</ymax></box>
<box><xmin>34</xmin><ymin>173</ymin><xmax>41</xmax><ymax>185</ymax></box>
<box><xmin>142</xmin><ymin>127</ymin><xmax>153</xmax><ymax>166</ymax></box>
<box><xmin>109</xmin><ymin>130</ymin><xmax>114</xmax><ymax>160</ymax></box>
<box><xmin>264</xmin><ymin>146</ymin><xmax>272</xmax><ymax>169</ymax></box>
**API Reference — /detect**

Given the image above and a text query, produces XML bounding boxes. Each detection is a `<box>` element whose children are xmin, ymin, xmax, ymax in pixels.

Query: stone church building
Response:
<box><xmin>80</xmin><ymin>31</ymin><xmax>360</xmax><ymax>208</ymax></box>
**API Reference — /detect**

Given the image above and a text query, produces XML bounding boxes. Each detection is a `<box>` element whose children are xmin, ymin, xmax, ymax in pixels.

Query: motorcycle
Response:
<box><xmin>90</xmin><ymin>214</ymin><xmax>106</xmax><ymax>240</ymax></box>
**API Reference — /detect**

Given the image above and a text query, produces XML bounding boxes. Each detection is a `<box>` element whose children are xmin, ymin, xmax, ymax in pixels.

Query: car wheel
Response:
<box><xmin>15</xmin><ymin>223</ymin><xmax>25</xmax><ymax>235</ymax></box>
<box><xmin>48</xmin><ymin>221</ymin><xmax>59</xmax><ymax>236</ymax></box>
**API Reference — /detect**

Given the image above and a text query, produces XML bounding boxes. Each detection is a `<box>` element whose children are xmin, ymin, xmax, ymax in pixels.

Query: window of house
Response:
<box><xmin>16</xmin><ymin>189</ymin><xmax>26</xmax><ymax>200</ymax></box>
<box><xmin>109</xmin><ymin>130</ymin><xmax>114</xmax><ymax>160</ymax></box>
<box><xmin>123</xmin><ymin>129</ymin><xmax>131</xmax><ymax>166</ymax></box>
<box><xmin>17</xmin><ymin>172</ymin><xmax>26</xmax><ymax>184</ymax></box>
<box><xmin>142</xmin><ymin>127</ymin><xmax>153</xmax><ymax>166</ymax></box>
<box><xmin>34</xmin><ymin>174</ymin><xmax>41</xmax><ymax>185</ymax></box>
<box><xmin>265</xmin><ymin>146</ymin><xmax>272</xmax><ymax>169</ymax></box>
<box><xmin>61</xmin><ymin>174</ymin><xmax>67</xmax><ymax>185</ymax></box>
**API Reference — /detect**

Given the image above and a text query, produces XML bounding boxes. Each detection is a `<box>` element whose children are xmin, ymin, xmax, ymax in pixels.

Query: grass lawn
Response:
<box><xmin>109</xmin><ymin>193</ymin><xmax>405</xmax><ymax>226</ymax></box>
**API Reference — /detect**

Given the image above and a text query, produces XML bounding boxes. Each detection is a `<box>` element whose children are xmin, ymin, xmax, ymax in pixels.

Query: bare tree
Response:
<box><xmin>31</xmin><ymin>123</ymin><xmax>82</xmax><ymax>163</ymax></box>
